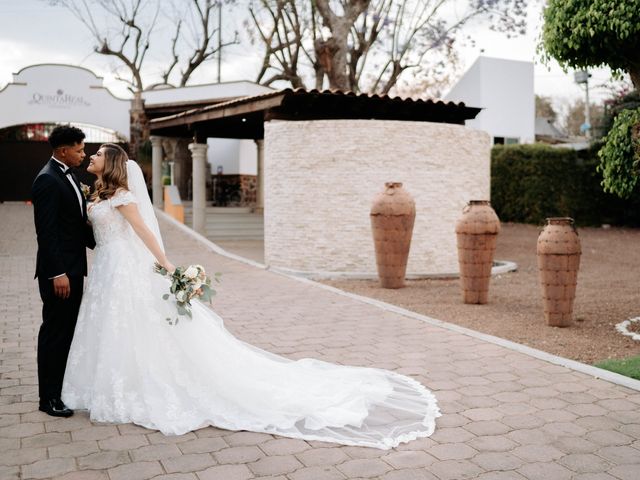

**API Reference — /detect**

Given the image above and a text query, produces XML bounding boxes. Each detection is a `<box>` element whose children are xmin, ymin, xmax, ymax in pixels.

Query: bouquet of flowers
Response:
<box><xmin>154</xmin><ymin>263</ymin><xmax>221</xmax><ymax>325</ymax></box>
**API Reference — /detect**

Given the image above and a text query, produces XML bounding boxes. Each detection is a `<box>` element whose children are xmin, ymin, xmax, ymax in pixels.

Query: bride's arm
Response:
<box><xmin>117</xmin><ymin>203</ymin><xmax>175</xmax><ymax>272</ymax></box>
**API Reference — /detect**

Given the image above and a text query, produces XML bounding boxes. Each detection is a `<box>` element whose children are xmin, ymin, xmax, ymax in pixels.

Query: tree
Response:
<box><xmin>597</xmin><ymin>83</ymin><xmax>640</xmax><ymax>198</ymax></box>
<box><xmin>50</xmin><ymin>0</ymin><xmax>238</xmax><ymax>92</ymax></box>
<box><xmin>249</xmin><ymin>0</ymin><xmax>527</xmax><ymax>94</ymax></box>
<box><xmin>562</xmin><ymin>98</ymin><xmax>604</xmax><ymax>138</ymax></box>
<box><xmin>535</xmin><ymin>95</ymin><xmax>557</xmax><ymax>123</ymax></box>
<box><xmin>601</xmin><ymin>88</ymin><xmax>640</xmax><ymax>136</ymax></box>
<box><xmin>541</xmin><ymin>0</ymin><xmax>640</xmax><ymax>198</ymax></box>
<box><xmin>50</xmin><ymin>0</ymin><xmax>238</xmax><ymax>158</ymax></box>
<box><xmin>392</xmin><ymin>65</ymin><xmax>461</xmax><ymax>100</ymax></box>
<box><xmin>597</xmin><ymin>108</ymin><xmax>640</xmax><ymax>198</ymax></box>
<box><xmin>541</xmin><ymin>0</ymin><xmax>640</xmax><ymax>90</ymax></box>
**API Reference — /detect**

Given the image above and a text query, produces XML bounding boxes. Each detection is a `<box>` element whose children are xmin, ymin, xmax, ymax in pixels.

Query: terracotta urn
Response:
<box><xmin>537</xmin><ymin>217</ymin><xmax>581</xmax><ymax>327</ymax></box>
<box><xmin>370</xmin><ymin>182</ymin><xmax>416</xmax><ymax>288</ymax></box>
<box><xmin>455</xmin><ymin>200</ymin><xmax>501</xmax><ymax>304</ymax></box>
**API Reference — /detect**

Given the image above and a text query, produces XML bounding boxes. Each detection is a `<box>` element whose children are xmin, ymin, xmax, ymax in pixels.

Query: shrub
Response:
<box><xmin>491</xmin><ymin>144</ymin><xmax>640</xmax><ymax>226</ymax></box>
<box><xmin>597</xmin><ymin>107</ymin><xmax>640</xmax><ymax>199</ymax></box>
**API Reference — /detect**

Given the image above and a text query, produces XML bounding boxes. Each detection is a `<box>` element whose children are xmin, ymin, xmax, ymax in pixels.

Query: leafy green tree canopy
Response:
<box><xmin>597</xmin><ymin>107</ymin><xmax>640</xmax><ymax>199</ymax></box>
<box><xmin>541</xmin><ymin>0</ymin><xmax>640</xmax><ymax>89</ymax></box>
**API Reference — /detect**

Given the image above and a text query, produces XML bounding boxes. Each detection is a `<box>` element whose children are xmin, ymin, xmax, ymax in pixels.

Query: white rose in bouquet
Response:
<box><xmin>184</xmin><ymin>266</ymin><xmax>198</xmax><ymax>279</ymax></box>
<box><xmin>154</xmin><ymin>262</ymin><xmax>221</xmax><ymax>326</ymax></box>
<box><xmin>195</xmin><ymin>265</ymin><xmax>206</xmax><ymax>279</ymax></box>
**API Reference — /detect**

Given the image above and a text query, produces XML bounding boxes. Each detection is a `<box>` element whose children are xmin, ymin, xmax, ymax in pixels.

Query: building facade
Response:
<box><xmin>0</xmin><ymin>63</ymin><xmax>269</xmax><ymax>203</ymax></box>
<box><xmin>444</xmin><ymin>56</ymin><xmax>535</xmax><ymax>145</ymax></box>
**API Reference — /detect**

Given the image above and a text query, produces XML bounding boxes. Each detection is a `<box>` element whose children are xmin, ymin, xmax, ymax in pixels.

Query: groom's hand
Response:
<box><xmin>53</xmin><ymin>275</ymin><xmax>71</xmax><ymax>299</ymax></box>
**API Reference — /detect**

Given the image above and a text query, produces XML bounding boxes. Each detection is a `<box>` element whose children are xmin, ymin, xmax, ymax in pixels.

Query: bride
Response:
<box><xmin>62</xmin><ymin>143</ymin><xmax>441</xmax><ymax>449</ymax></box>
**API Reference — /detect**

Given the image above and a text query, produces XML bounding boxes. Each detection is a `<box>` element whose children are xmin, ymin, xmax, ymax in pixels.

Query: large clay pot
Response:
<box><xmin>537</xmin><ymin>217</ymin><xmax>581</xmax><ymax>327</ymax></box>
<box><xmin>370</xmin><ymin>182</ymin><xmax>416</xmax><ymax>288</ymax></box>
<box><xmin>455</xmin><ymin>200</ymin><xmax>501</xmax><ymax>304</ymax></box>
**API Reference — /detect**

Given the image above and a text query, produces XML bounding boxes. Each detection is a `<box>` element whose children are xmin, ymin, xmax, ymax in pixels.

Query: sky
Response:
<box><xmin>0</xmin><ymin>0</ymin><xmax>626</xmax><ymax>119</ymax></box>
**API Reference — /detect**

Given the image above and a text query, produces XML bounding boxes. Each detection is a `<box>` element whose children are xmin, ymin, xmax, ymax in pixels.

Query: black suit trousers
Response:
<box><xmin>37</xmin><ymin>275</ymin><xmax>84</xmax><ymax>401</ymax></box>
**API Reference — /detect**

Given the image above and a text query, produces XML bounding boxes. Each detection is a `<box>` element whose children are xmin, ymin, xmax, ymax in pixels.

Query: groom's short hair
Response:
<box><xmin>49</xmin><ymin>125</ymin><xmax>86</xmax><ymax>149</ymax></box>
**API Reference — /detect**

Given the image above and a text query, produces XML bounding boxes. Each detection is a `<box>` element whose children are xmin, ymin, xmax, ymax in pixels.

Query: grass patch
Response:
<box><xmin>594</xmin><ymin>356</ymin><xmax>640</xmax><ymax>380</ymax></box>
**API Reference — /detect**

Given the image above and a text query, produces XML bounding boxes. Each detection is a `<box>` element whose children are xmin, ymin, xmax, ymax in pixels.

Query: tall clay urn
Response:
<box><xmin>370</xmin><ymin>182</ymin><xmax>416</xmax><ymax>289</ymax></box>
<box><xmin>537</xmin><ymin>217</ymin><xmax>581</xmax><ymax>327</ymax></box>
<box><xmin>455</xmin><ymin>200</ymin><xmax>501</xmax><ymax>304</ymax></box>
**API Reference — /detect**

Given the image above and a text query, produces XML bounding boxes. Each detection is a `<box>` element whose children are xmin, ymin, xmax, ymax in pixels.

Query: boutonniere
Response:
<box><xmin>80</xmin><ymin>182</ymin><xmax>91</xmax><ymax>199</ymax></box>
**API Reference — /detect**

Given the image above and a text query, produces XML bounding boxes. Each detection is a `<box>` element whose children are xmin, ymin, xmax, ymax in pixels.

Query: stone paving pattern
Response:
<box><xmin>1</xmin><ymin>203</ymin><xmax>640</xmax><ymax>480</ymax></box>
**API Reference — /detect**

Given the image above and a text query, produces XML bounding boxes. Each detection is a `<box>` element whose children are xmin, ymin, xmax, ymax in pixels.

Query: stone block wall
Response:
<box><xmin>264</xmin><ymin>119</ymin><xmax>491</xmax><ymax>275</ymax></box>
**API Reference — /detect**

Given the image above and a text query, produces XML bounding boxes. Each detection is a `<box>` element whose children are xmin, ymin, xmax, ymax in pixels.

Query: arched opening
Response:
<box><xmin>0</xmin><ymin>122</ymin><xmax>128</xmax><ymax>201</ymax></box>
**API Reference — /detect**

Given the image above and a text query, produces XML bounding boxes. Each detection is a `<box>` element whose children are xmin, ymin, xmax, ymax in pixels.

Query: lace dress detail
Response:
<box><xmin>89</xmin><ymin>190</ymin><xmax>137</xmax><ymax>246</ymax></box>
<box><xmin>62</xmin><ymin>191</ymin><xmax>441</xmax><ymax>449</ymax></box>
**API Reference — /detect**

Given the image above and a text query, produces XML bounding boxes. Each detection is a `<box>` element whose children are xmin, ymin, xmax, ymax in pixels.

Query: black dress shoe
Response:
<box><xmin>39</xmin><ymin>398</ymin><xmax>74</xmax><ymax>417</ymax></box>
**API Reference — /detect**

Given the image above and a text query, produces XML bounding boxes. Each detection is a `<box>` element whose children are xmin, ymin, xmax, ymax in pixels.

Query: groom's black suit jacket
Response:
<box><xmin>32</xmin><ymin>158</ymin><xmax>95</xmax><ymax>279</ymax></box>
<box><xmin>32</xmin><ymin>158</ymin><xmax>96</xmax><ymax>402</ymax></box>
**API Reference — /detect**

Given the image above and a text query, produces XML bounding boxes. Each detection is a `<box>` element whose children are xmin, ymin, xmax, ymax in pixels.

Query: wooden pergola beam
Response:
<box><xmin>150</xmin><ymin>93</ymin><xmax>287</xmax><ymax>130</ymax></box>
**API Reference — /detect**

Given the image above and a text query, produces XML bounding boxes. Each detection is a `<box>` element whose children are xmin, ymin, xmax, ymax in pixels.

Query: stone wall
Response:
<box><xmin>264</xmin><ymin>119</ymin><xmax>491</xmax><ymax>275</ymax></box>
<box><xmin>211</xmin><ymin>174</ymin><xmax>257</xmax><ymax>207</ymax></box>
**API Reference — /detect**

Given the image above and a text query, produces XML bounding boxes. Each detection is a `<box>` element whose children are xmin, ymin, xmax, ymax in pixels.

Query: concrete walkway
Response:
<box><xmin>2</xmin><ymin>202</ymin><xmax>640</xmax><ymax>480</ymax></box>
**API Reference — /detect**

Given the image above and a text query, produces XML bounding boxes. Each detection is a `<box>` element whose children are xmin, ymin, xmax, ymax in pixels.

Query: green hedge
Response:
<box><xmin>491</xmin><ymin>144</ymin><xmax>640</xmax><ymax>226</ymax></box>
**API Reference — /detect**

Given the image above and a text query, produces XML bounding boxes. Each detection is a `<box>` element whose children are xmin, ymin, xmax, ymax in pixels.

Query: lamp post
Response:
<box><xmin>217</xmin><ymin>1</ymin><xmax>222</xmax><ymax>83</ymax></box>
<box><xmin>574</xmin><ymin>70</ymin><xmax>592</xmax><ymax>139</ymax></box>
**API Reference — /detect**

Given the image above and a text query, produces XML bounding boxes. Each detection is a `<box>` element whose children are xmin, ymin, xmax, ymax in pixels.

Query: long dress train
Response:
<box><xmin>62</xmin><ymin>189</ymin><xmax>440</xmax><ymax>449</ymax></box>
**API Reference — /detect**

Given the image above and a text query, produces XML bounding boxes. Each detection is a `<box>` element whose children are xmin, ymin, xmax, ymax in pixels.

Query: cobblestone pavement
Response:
<box><xmin>2</xmin><ymin>202</ymin><xmax>640</xmax><ymax>480</ymax></box>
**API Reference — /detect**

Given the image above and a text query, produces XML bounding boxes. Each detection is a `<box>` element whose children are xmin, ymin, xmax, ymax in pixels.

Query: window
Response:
<box><xmin>493</xmin><ymin>137</ymin><xmax>519</xmax><ymax>145</ymax></box>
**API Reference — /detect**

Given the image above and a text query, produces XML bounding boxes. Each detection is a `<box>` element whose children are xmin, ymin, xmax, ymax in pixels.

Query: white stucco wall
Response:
<box><xmin>445</xmin><ymin>56</ymin><xmax>535</xmax><ymax>144</ymax></box>
<box><xmin>238</xmin><ymin>140</ymin><xmax>258</xmax><ymax>175</ymax></box>
<box><xmin>264</xmin><ymin>119</ymin><xmax>491</xmax><ymax>275</ymax></box>
<box><xmin>0</xmin><ymin>64</ymin><xmax>130</xmax><ymax>138</ymax></box>
<box><xmin>206</xmin><ymin>139</ymin><xmax>257</xmax><ymax>175</ymax></box>
<box><xmin>208</xmin><ymin>138</ymin><xmax>238</xmax><ymax>174</ymax></box>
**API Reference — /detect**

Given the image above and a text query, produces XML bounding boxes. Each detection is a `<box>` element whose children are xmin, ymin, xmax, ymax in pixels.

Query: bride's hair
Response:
<box><xmin>91</xmin><ymin>143</ymin><xmax>129</xmax><ymax>201</ymax></box>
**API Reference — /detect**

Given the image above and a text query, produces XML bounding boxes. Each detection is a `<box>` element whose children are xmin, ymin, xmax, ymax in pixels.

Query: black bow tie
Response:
<box><xmin>64</xmin><ymin>169</ymin><xmax>80</xmax><ymax>185</ymax></box>
<box><xmin>64</xmin><ymin>169</ymin><xmax>78</xmax><ymax>180</ymax></box>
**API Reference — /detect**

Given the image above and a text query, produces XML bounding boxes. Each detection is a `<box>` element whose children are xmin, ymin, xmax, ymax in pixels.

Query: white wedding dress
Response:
<box><xmin>62</xmin><ymin>165</ymin><xmax>440</xmax><ymax>449</ymax></box>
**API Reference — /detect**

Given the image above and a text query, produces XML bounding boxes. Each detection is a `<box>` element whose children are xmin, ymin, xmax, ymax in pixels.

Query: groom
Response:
<box><xmin>31</xmin><ymin>125</ymin><xmax>95</xmax><ymax>417</ymax></box>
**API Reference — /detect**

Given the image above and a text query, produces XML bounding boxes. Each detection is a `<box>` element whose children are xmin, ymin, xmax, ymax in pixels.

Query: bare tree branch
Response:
<box><xmin>250</xmin><ymin>0</ymin><xmax>527</xmax><ymax>94</ymax></box>
<box><xmin>48</xmin><ymin>0</ymin><xmax>239</xmax><ymax>90</ymax></box>
<box><xmin>250</xmin><ymin>0</ymin><xmax>307</xmax><ymax>89</ymax></box>
<box><xmin>161</xmin><ymin>19</ymin><xmax>183</xmax><ymax>84</ymax></box>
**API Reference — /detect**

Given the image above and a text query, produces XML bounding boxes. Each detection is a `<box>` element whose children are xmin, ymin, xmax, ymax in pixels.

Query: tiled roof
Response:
<box><xmin>149</xmin><ymin>87</ymin><xmax>481</xmax><ymax>137</ymax></box>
